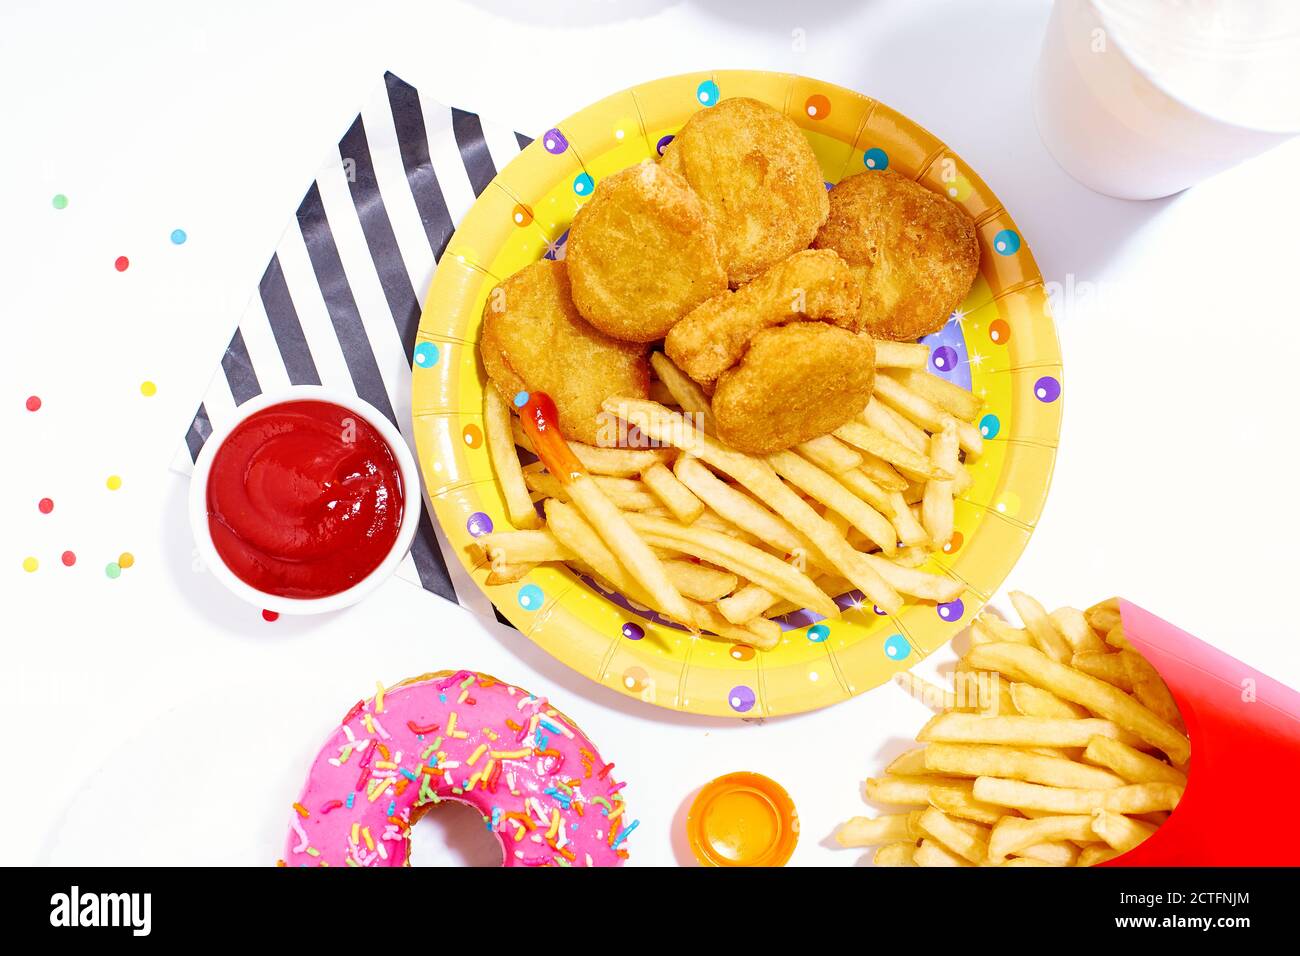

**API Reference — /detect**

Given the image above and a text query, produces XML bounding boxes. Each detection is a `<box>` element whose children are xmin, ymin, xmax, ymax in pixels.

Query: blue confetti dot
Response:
<box><xmin>517</xmin><ymin>584</ymin><xmax>544</xmax><ymax>610</ymax></box>
<box><xmin>807</xmin><ymin>623</ymin><xmax>830</xmax><ymax>643</ymax></box>
<box><xmin>937</xmin><ymin>598</ymin><xmax>965</xmax><ymax>622</ymax></box>
<box><xmin>1034</xmin><ymin>376</ymin><xmax>1062</xmax><ymax>403</ymax></box>
<box><xmin>170</xmin><ymin>228</ymin><xmax>187</xmax><ymax>245</ymax></box>
<box><xmin>466</xmin><ymin>512</ymin><xmax>493</xmax><ymax>537</ymax></box>
<box><xmin>728</xmin><ymin>685</ymin><xmax>756</xmax><ymax>713</ymax></box>
<box><xmin>884</xmin><ymin>634</ymin><xmax>911</xmax><ymax>660</ymax></box>
<box><xmin>696</xmin><ymin>80</ymin><xmax>720</xmax><ymax>106</ymax></box>
<box><xmin>656</xmin><ymin>134</ymin><xmax>675</xmax><ymax>156</ymax></box>
<box><xmin>979</xmin><ymin>413</ymin><xmax>1001</xmax><ymax>439</ymax></box>
<box><xmin>413</xmin><ymin>341</ymin><xmax>440</xmax><ymax>368</ymax></box>
<box><xmin>512</xmin><ymin>391</ymin><xmax>529</xmax><ymax>408</ymax></box>
<box><xmin>573</xmin><ymin>172</ymin><xmax>594</xmax><ymax>195</ymax></box>
<box><xmin>863</xmin><ymin>147</ymin><xmax>889</xmax><ymax>170</ymax></box>
<box><xmin>621</xmin><ymin>622</ymin><xmax>644</xmax><ymax>641</ymax></box>
<box><xmin>993</xmin><ymin>229</ymin><xmax>1021</xmax><ymax>256</ymax></box>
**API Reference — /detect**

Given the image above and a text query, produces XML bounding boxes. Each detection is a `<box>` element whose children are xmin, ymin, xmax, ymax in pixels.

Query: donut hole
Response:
<box><xmin>406</xmin><ymin>800</ymin><xmax>503</xmax><ymax>867</ymax></box>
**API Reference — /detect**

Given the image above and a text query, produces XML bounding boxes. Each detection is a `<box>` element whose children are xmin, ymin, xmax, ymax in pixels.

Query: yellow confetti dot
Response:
<box><xmin>118</xmin><ymin>552</ymin><xmax>135</xmax><ymax>569</ymax></box>
<box><xmin>106</xmin><ymin>475</ymin><xmax>122</xmax><ymax>490</ymax></box>
<box><xmin>140</xmin><ymin>381</ymin><xmax>157</xmax><ymax>397</ymax></box>
<box><xmin>22</xmin><ymin>557</ymin><xmax>39</xmax><ymax>573</ymax></box>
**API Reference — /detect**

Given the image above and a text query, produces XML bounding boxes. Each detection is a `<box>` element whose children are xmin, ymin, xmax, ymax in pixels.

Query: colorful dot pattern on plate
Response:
<box><xmin>114</xmin><ymin>256</ymin><xmax>129</xmax><ymax>272</ymax></box>
<box><xmin>26</xmin><ymin>396</ymin><xmax>41</xmax><ymax>412</ymax></box>
<box><xmin>413</xmin><ymin>71</ymin><xmax>1061</xmax><ymax>717</ymax></box>
<box><xmin>140</xmin><ymin>380</ymin><xmax>157</xmax><ymax>396</ymax></box>
<box><xmin>52</xmin><ymin>194</ymin><xmax>68</xmax><ymax>209</ymax></box>
<box><xmin>413</xmin><ymin>342</ymin><xmax>440</xmax><ymax>368</ymax></box>
<box><xmin>38</xmin><ymin>497</ymin><xmax>54</xmax><ymax>514</ymax></box>
<box><xmin>61</xmin><ymin>551</ymin><xmax>76</xmax><ymax>567</ymax></box>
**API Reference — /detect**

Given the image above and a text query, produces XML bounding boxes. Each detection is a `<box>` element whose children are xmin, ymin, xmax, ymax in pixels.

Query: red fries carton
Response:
<box><xmin>1105</xmin><ymin>600</ymin><xmax>1300</xmax><ymax>866</ymax></box>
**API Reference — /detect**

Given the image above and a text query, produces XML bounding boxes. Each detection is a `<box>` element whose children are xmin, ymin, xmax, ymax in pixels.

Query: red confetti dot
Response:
<box><xmin>38</xmin><ymin>498</ymin><xmax>54</xmax><ymax>514</ymax></box>
<box><xmin>62</xmin><ymin>551</ymin><xmax>77</xmax><ymax>567</ymax></box>
<box><xmin>262</xmin><ymin>609</ymin><xmax>279</xmax><ymax>622</ymax></box>
<box><xmin>114</xmin><ymin>256</ymin><xmax>130</xmax><ymax>272</ymax></box>
<box><xmin>26</xmin><ymin>395</ymin><xmax>42</xmax><ymax>412</ymax></box>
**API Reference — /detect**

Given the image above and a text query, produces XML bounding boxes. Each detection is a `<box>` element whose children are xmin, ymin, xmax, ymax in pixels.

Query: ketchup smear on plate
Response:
<box><xmin>206</xmin><ymin>401</ymin><xmax>404</xmax><ymax>599</ymax></box>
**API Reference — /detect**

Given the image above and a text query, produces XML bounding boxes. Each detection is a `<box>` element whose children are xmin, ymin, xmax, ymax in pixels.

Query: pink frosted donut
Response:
<box><xmin>281</xmin><ymin>670</ymin><xmax>634</xmax><ymax>867</ymax></box>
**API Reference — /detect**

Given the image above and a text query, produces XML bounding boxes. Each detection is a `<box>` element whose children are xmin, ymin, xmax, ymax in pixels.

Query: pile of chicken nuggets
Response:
<box><xmin>476</xmin><ymin>96</ymin><xmax>987</xmax><ymax>643</ymax></box>
<box><xmin>481</xmin><ymin>96</ymin><xmax>979</xmax><ymax>455</ymax></box>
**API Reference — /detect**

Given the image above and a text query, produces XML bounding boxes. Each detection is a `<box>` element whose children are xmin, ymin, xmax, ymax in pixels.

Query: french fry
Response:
<box><xmin>918</xmin><ymin>712</ymin><xmax>1146</xmax><ymax>750</ymax></box>
<box><xmin>1082</xmin><ymin>736</ymin><xmax>1188</xmax><ymax>787</ymax></box>
<box><xmin>963</xmin><ymin>642</ymin><xmax>1191</xmax><ymax>764</ymax></box>
<box><xmin>795</xmin><ymin>434</ymin><xmax>863</xmax><ymax>474</ymax></box>
<box><xmin>1077</xmin><ymin>844</ymin><xmax>1124</xmax><ymax>866</ymax></box>
<box><xmin>1071</xmin><ymin>651</ymin><xmax>1135</xmax><ymax>691</ymax></box>
<box><xmin>872</xmin><ymin>842</ymin><xmax>919</xmax><ymax>866</ymax></box>
<box><xmin>834</xmin><ymin>467</ymin><xmax>896</xmax><ymax>517</ymax></box>
<box><xmin>662</xmin><ymin>559</ymin><xmax>737</xmax><ymax>603</ymax></box>
<box><xmin>1010</xmin><ymin>591</ymin><xmax>1073</xmax><ymax>663</ymax></box>
<box><xmin>524</xmin><ymin>470</ymin><xmax>660</xmax><ymax>512</ymax></box>
<box><xmin>972</xmin><ymin>777</ymin><xmax>1183</xmax><ymax>814</ymax></box>
<box><xmin>687</xmin><ymin>601</ymin><xmax>780</xmax><ymax>651</ymax></box>
<box><xmin>862</xmin><ymin>553</ymin><xmax>964</xmax><ymax>602</ymax></box>
<box><xmin>477</xmin><ymin>529</ymin><xmax>571</xmax><ymax>565</ymax></box>
<box><xmin>608</xmin><ymin>398</ymin><xmax>904</xmax><ymax>612</ymax></box>
<box><xmin>1010</xmin><ymin>682</ymin><xmax>1091</xmax><ymax>719</ymax></box>
<box><xmin>916</xmin><ymin>807</ymin><xmax>989</xmax><ymax>865</ymax></box>
<box><xmin>485</xmin><ymin>389</ymin><xmax>541</xmax><ymax>529</ymax></box>
<box><xmin>1091</xmin><ymin>809</ymin><xmax>1158</xmax><ymax>854</ymax></box>
<box><xmin>920</xmin><ymin>419</ymin><xmax>958</xmax><ymax>548</ymax></box>
<box><xmin>885</xmin><ymin>747</ymin><xmax>934</xmax><ymax>776</ymax></box>
<box><xmin>717</xmin><ymin>583</ymin><xmax>778</xmax><ymax>625</ymax></box>
<box><xmin>888</xmin><ymin>491</ymin><xmax>930</xmax><ymax>548</ymax></box>
<box><xmin>1086</xmin><ymin>597</ymin><xmax>1123</xmax><ymax>635</ymax></box>
<box><xmin>650</xmin><ymin>352</ymin><xmax>715</xmax><ymax>431</ymax></box>
<box><xmin>923</xmin><ymin>743</ymin><xmax>1126</xmax><ymax>790</ymax></box>
<box><xmin>641</xmin><ymin>461</ymin><xmax>705</xmax><ymax>524</ymax></box>
<box><xmin>884</xmin><ymin>368</ymin><xmax>984</xmax><ymax>423</ymax></box>
<box><xmin>863</xmin><ymin>398</ymin><xmax>929</xmax><ymax>455</ymax></box>
<box><xmin>1122</xmin><ymin>650</ymin><xmax>1183</xmax><ymax>726</ymax></box>
<box><xmin>872</xmin><ymin>339</ymin><xmax>930</xmax><ymax>369</ymax></box>
<box><xmin>1050</xmin><ymin>606</ymin><xmax>1109</xmax><ymax>654</ymax></box>
<box><xmin>833</xmin><ymin>420</ymin><xmax>953</xmax><ymax>481</ymax></box>
<box><xmin>672</xmin><ymin>456</ymin><xmax>813</xmax><ymax>562</ymax></box>
<box><xmin>928</xmin><ymin>786</ymin><xmax>1016</xmax><ymax>826</ymax></box>
<box><xmin>865</xmin><ymin>775</ymin><xmax>973</xmax><ymax>805</ymax></box>
<box><xmin>872</xmin><ymin>374</ymin><xmax>983</xmax><ymax>458</ymax></box>
<box><xmin>857</xmin><ymin>452</ymin><xmax>910</xmax><ymax>492</ymax></box>
<box><xmin>623</xmin><ymin>512</ymin><xmax>837</xmax><ymax>618</ymax></box>
<box><xmin>647</xmin><ymin>379</ymin><xmax>679</xmax><ymax>407</ymax></box>
<box><xmin>768</xmin><ymin>450</ymin><xmax>898</xmax><ymax>555</ymax></box>
<box><xmin>1016</xmin><ymin>841</ymin><xmax>1080</xmax><ymax>866</ymax></box>
<box><xmin>914</xmin><ymin>839</ymin><xmax>973</xmax><ymax>867</ymax></box>
<box><xmin>1105</xmin><ymin>623</ymin><xmax>1134</xmax><ymax>651</ymax></box>
<box><xmin>835</xmin><ymin>815</ymin><xmax>914</xmax><ymax>847</ymax></box>
<box><xmin>988</xmin><ymin>815</ymin><xmax>1095</xmax><ymax>862</ymax></box>
<box><xmin>511</xmin><ymin>419</ymin><xmax>673</xmax><ymax>476</ymax></box>
<box><xmin>977</xmin><ymin>613</ymin><xmax>1034</xmax><ymax>645</ymax></box>
<box><xmin>484</xmin><ymin>562</ymin><xmax>536</xmax><ymax>585</ymax></box>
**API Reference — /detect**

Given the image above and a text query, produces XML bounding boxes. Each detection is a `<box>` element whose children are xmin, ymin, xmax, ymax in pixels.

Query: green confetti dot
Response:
<box><xmin>105</xmin><ymin>562</ymin><xmax>121</xmax><ymax>579</ymax></box>
<box><xmin>52</xmin><ymin>194</ymin><xmax>68</xmax><ymax>210</ymax></box>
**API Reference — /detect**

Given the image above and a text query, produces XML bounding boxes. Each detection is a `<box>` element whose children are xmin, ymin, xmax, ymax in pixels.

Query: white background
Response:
<box><xmin>3</xmin><ymin>0</ymin><xmax>1299</xmax><ymax>867</ymax></box>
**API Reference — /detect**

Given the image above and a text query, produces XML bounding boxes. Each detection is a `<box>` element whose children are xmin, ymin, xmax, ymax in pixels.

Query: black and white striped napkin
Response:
<box><xmin>173</xmin><ymin>72</ymin><xmax>530</xmax><ymax>609</ymax></box>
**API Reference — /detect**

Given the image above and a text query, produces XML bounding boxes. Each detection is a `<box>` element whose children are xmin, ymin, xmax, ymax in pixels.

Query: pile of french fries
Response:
<box><xmin>837</xmin><ymin>594</ymin><xmax>1190</xmax><ymax>866</ymax></box>
<box><xmin>477</xmin><ymin>340</ymin><xmax>986</xmax><ymax>650</ymax></box>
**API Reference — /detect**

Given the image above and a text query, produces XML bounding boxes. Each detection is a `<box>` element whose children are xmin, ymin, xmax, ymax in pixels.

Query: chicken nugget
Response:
<box><xmin>814</xmin><ymin>169</ymin><xmax>979</xmax><ymax>341</ymax></box>
<box><xmin>567</xmin><ymin>162</ymin><xmax>727</xmax><ymax>343</ymax></box>
<box><xmin>660</xmin><ymin>97</ymin><xmax>829</xmax><ymax>286</ymax></box>
<box><xmin>664</xmin><ymin>249</ymin><xmax>862</xmax><ymax>386</ymax></box>
<box><xmin>711</xmin><ymin>323</ymin><xmax>876</xmax><ymax>455</ymax></box>
<box><xmin>480</xmin><ymin>259</ymin><xmax>649</xmax><ymax>445</ymax></box>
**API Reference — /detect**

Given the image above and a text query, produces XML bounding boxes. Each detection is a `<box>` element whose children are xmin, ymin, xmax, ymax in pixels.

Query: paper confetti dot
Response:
<box><xmin>26</xmin><ymin>396</ymin><xmax>41</xmax><ymax>412</ymax></box>
<box><xmin>114</xmin><ymin>256</ymin><xmax>130</xmax><ymax>272</ymax></box>
<box><xmin>106</xmin><ymin>475</ymin><xmax>122</xmax><ymax>490</ymax></box>
<box><xmin>884</xmin><ymin>634</ymin><xmax>911</xmax><ymax>660</ymax></box>
<box><xmin>517</xmin><ymin>584</ymin><xmax>544</xmax><ymax>610</ymax></box>
<box><xmin>38</xmin><ymin>498</ymin><xmax>54</xmax><ymax>514</ymax></box>
<box><xmin>52</xmin><ymin>194</ymin><xmax>68</xmax><ymax>209</ymax></box>
<box><xmin>118</xmin><ymin>552</ymin><xmax>135</xmax><ymax>569</ymax></box>
<box><xmin>262</xmin><ymin>609</ymin><xmax>279</xmax><ymax>622</ymax></box>
<box><xmin>140</xmin><ymin>381</ymin><xmax>157</xmax><ymax>397</ymax></box>
<box><xmin>170</xmin><ymin>229</ymin><xmax>187</xmax><ymax>245</ymax></box>
<box><xmin>22</xmin><ymin>557</ymin><xmax>38</xmax><ymax>573</ymax></box>
<box><xmin>61</xmin><ymin>551</ymin><xmax>76</xmax><ymax>567</ymax></box>
<box><xmin>105</xmin><ymin>562</ymin><xmax>121</xmax><ymax>579</ymax></box>
<box><xmin>728</xmin><ymin>685</ymin><xmax>756</xmax><ymax>713</ymax></box>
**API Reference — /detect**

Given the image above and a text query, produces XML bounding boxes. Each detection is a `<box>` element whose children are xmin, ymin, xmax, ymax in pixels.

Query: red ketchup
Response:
<box><xmin>206</xmin><ymin>401</ymin><xmax>404</xmax><ymax>599</ymax></box>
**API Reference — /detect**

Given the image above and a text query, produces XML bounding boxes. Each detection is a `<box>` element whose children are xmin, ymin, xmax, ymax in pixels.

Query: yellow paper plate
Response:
<box><xmin>412</xmin><ymin>71</ymin><xmax>1062</xmax><ymax>718</ymax></box>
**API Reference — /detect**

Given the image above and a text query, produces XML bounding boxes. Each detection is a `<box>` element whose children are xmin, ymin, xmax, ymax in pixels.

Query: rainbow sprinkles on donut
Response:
<box><xmin>282</xmin><ymin>670</ymin><xmax>634</xmax><ymax>867</ymax></box>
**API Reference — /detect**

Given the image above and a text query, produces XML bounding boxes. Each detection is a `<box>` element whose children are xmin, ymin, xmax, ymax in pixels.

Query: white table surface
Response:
<box><xmin>4</xmin><ymin>0</ymin><xmax>1299</xmax><ymax>867</ymax></box>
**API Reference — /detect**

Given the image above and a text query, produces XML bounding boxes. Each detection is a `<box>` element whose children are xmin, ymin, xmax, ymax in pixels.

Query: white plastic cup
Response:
<box><xmin>1034</xmin><ymin>0</ymin><xmax>1300</xmax><ymax>200</ymax></box>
